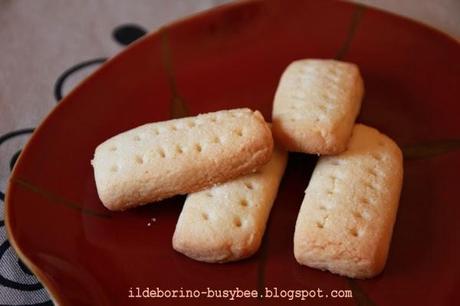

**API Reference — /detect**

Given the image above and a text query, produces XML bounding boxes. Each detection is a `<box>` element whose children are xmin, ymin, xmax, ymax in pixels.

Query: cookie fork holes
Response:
<box><xmin>314</xmin><ymin>116</ymin><xmax>322</xmax><ymax>123</ymax></box>
<box><xmin>211</xmin><ymin>136</ymin><xmax>221</xmax><ymax>144</ymax></box>
<box><xmin>244</xmin><ymin>182</ymin><xmax>254</xmax><ymax>190</ymax></box>
<box><xmin>233</xmin><ymin>217</ymin><xmax>242</xmax><ymax>227</ymax></box>
<box><xmin>233</xmin><ymin>129</ymin><xmax>243</xmax><ymax>137</ymax></box>
<box><xmin>175</xmin><ymin>145</ymin><xmax>184</xmax><ymax>154</ymax></box>
<box><xmin>367</xmin><ymin>168</ymin><xmax>378</xmax><ymax>177</ymax></box>
<box><xmin>352</xmin><ymin>211</ymin><xmax>363</xmax><ymax>220</ymax></box>
<box><xmin>158</xmin><ymin>148</ymin><xmax>166</xmax><ymax>158</ymax></box>
<box><xmin>201</xmin><ymin>213</ymin><xmax>209</xmax><ymax>221</ymax></box>
<box><xmin>318</xmin><ymin>104</ymin><xmax>328</xmax><ymax>112</ymax></box>
<box><xmin>109</xmin><ymin>146</ymin><xmax>117</xmax><ymax>152</ymax></box>
<box><xmin>371</xmin><ymin>153</ymin><xmax>383</xmax><ymax>161</ymax></box>
<box><xmin>350</xmin><ymin>228</ymin><xmax>363</xmax><ymax>238</ymax></box>
<box><xmin>194</xmin><ymin>144</ymin><xmax>202</xmax><ymax>153</ymax></box>
<box><xmin>134</xmin><ymin>155</ymin><xmax>144</xmax><ymax>164</ymax></box>
<box><xmin>316</xmin><ymin>221</ymin><xmax>325</xmax><ymax>229</ymax></box>
<box><xmin>133</xmin><ymin>135</ymin><xmax>142</xmax><ymax>141</ymax></box>
<box><xmin>329</xmin><ymin>175</ymin><xmax>337</xmax><ymax>184</ymax></box>
<box><xmin>110</xmin><ymin>165</ymin><xmax>119</xmax><ymax>172</ymax></box>
<box><xmin>364</xmin><ymin>182</ymin><xmax>378</xmax><ymax>192</ymax></box>
<box><xmin>240</xmin><ymin>199</ymin><xmax>248</xmax><ymax>207</ymax></box>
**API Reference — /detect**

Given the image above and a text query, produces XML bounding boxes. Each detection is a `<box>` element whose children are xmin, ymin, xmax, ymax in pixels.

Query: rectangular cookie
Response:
<box><xmin>294</xmin><ymin>124</ymin><xmax>403</xmax><ymax>278</ymax></box>
<box><xmin>173</xmin><ymin>144</ymin><xmax>287</xmax><ymax>263</ymax></box>
<box><xmin>272</xmin><ymin>59</ymin><xmax>364</xmax><ymax>154</ymax></box>
<box><xmin>91</xmin><ymin>108</ymin><xmax>273</xmax><ymax>211</ymax></box>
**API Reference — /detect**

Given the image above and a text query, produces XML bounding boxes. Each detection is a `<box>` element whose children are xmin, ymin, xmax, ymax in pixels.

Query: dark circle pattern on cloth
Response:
<box><xmin>113</xmin><ymin>24</ymin><xmax>147</xmax><ymax>46</ymax></box>
<box><xmin>0</xmin><ymin>23</ymin><xmax>147</xmax><ymax>305</ymax></box>
<box><xmin>0</xmin><ymin>129</ymin><xmax>52</xmax><ymax>304</ymax></box>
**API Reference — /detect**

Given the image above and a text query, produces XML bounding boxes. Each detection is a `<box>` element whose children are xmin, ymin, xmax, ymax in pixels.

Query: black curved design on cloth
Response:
<box><xmin>9</xmin><ymin>150</ymin><xmax>22</xmax><ymax>173</ymax></box>
<box><xmin>17</xmin><ymin>258</ymin><xmax>33</xmax><ymax>276</ymax></box>
<box><xmin>0</xmin><ymin>128</ymin><xmax>45</xmax><ymax>292</ymax></box>
<box><xmin>0</xmin><ymin>128</ymin><xmax>51</xmax><ymax>303</ymax></box>
<box><xmin>54</xmin><ymin>23</ymin><xmax>147</xmax><ymax>102</ymax></box>
<box><xmin>0</xmin><ymin>241</ymin><xmax>43</xmax><ymax>291</ymax></box>
<box><xmin>0</xmin><ymin>129</ymin><xmax>34</xmax><ymax>202</ymax></box>
<box><xmin>53</xmin><ymin>58</ymin><xmax>107</xmax><ymax>102</ymax></box>
<box><xmin>0</xmin><ymin>22</ymin><xmax>146</xmax><ymax>306</ymax></box>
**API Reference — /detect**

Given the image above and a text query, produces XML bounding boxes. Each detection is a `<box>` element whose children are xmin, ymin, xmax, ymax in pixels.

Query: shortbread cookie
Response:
<box><xmin>91</xmin><ymin>108</ymin><xmax>273</xmax><ymax>211</ymax></box>
<box><xmin>173</xmin><ymin>145</ymin><xmax>287</xmax><ymax>263</ymax></box>
<box><xmin>294</xmin><ymin>124</ymin><xmax>403</xmax><ymax>278</ymax></box>
<box><xmin>272</xmin><ymin>59</ymin><xmax>364</xmax><ymax>154</ymax></box>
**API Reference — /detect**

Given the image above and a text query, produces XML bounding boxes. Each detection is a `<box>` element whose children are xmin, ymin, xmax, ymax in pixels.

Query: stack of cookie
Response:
<box><xmin>273</xmin><ymin>59</ymin><xmax>403</xmax><ymax>279</ymax></box>
<box><xmin>91</xmin><ymin>59</ymin><xmax>403</xmax><ymax>279</ymax></box>
<box><xmin>92</xmin><ymin>108</ymin><xmax>287</xmax><ymax>264</ymax></box>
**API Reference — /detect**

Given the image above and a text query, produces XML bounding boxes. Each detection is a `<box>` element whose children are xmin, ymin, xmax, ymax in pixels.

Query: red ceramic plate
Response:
<box><xmin>5</xmin><ymin>0</ymin><xmax>460</xmax><ymax>305</ymax></box>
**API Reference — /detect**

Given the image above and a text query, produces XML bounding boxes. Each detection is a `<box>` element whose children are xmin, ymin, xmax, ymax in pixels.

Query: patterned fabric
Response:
<box><xmin>0</xmin><ymin>1</ymin><xmax>223</xmax><ymax>304</ymax></box>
